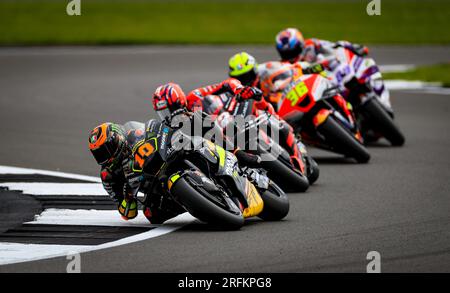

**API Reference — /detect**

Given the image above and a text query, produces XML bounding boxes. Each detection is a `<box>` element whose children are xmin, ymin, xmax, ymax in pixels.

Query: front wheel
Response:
<box><xmin>260</xmin><ymin>151</ymin><xmax>310</xmax><ymax>193</ymax></box>
<box><xmin>361</xmin><ymin>98</ymin><xmax>405</xmax><ymax>146</ymax></box>
<box><xmin>170</xmin><ymin>176</ymin><xmax>244</xmax><ymax>230</ymax></box>
<box><xmin>258</xmin><ymin>181</ymin><xmax>289</xmax><ymax>221</ymax></box>
<box><xmin>305</xmin><ymin>156</ymin><xmax>320</xmax><ymax>185</ymax></box>
<box><xmin>317</xmin><ymin>116</ymin><xmax>371</xmax><ymax>163</ymax></box>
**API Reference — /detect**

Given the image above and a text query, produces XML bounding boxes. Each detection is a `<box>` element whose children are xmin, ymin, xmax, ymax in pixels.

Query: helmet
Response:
<box><xmin>258</xmin><ymin>62</ymin><xmax>296</xmax><ymax>104</ymax></box>
<box><xmin>228</xmin><ymin>52</ymin><xmax>258</xmax><ymax>86</ymax></box>
<box><xmin>275</xmin><ymin>28</ymin><xmax>304</xmax><ymax>62</ymax></box>
<box><xmin>152</xmin><ymin>83</ymin><xmax>187</xmax><ymax>120</ymax></box>
<box><xmin>88</xmin><ymin>123</ymin><xmax>126</xmax><ymax>167</ymax></box>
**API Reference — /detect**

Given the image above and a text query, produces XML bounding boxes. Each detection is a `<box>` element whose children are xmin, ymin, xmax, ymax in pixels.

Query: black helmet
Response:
<box><xmin>89</xmin><ymin>123</ymin><xmax>126</xmax><ymax>167</ymax></box>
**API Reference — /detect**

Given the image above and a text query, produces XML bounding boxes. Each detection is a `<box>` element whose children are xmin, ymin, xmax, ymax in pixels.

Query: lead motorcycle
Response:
<box><xmin>135</xmin><ymin>114</ymin><xmax>289</xmax><ymax>230</ymax></box>
<box><xmin>259</xmin><ymin>61</ymin><xmax>371</xmax><ymax>163</ymax></box>
<box><xmin>323</xmin><ymin>47</ymin><xmax>405</xmax><ymax>146</ymax></box>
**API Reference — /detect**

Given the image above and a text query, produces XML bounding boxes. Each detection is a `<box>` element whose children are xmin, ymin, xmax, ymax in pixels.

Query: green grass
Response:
<box><xmin>383</xmin><ymin>63</ymin><xmax>450</xmax><ymax>87</ymax></box>
<box><xmin>0</xmin><ymin>0</ymin><xmax>449</xmax><ymax>45</ymax></box>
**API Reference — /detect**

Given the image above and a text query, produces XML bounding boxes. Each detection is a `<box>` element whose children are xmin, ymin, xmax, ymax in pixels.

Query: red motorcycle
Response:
<box><xmin>259</xmin><ymin>61</ymin><xmax>370</xmax><ymax>163</ymax></box>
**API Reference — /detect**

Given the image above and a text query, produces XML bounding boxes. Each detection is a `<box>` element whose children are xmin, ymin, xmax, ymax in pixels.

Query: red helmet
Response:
<box><xmin>152</xmin><ymin>83</ymin><xmax>187</xmax><ymax>120</ymax></box>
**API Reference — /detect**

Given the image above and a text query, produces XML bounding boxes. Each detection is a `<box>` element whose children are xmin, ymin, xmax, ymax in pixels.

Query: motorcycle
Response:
<box><xmin>259</xmin><ymin>61</ymin><xmax>371</xmax><ymax>163</ymax></box>
<box><xmin>201</xmin><ymin>91</ymin><xmax>315</xmax><ymax>192</ymax></box>
<box><xmin>135</xmin><ymin>115</ymin><xmax>289</xmax><ymax>230</ymax></box>
<box><xmin>323</xmin><ymin>47</ymin><xmax>405</xmax><ymax>146</ymax></box>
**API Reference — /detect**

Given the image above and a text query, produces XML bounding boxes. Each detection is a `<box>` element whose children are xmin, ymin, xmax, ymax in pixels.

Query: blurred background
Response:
<box><xmin>1</xmin><ymin>0</ymin><xmax>449</xmax><ymax>45</ymax></box>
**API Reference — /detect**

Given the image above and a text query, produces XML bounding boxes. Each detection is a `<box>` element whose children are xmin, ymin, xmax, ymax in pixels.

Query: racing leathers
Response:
<box><xmin>99</xmin><ymin>123</ymin><xmax>144</xmax><ymax>220</ymax></box>
<box><xmin>99</xmin><ymin>122</ymin><xmax>182</xmax><ymax>224</ymax></box>
<box><xmin>299</xmin><ymin>38</ymin><xmax>369</xmax><ymax>70</ymax></box>
<box><xmin>187</xmin><ymin>77</ymin><xmax>275</xmax><ymax>114</ymax></box>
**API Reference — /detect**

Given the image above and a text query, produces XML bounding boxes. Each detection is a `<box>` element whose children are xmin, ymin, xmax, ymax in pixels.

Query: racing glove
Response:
<box><xmin>353</xmin><ymin>44</ymin><xmax>369</xmax><ymax>56</ymax></box>
<box><xmin>303</xmin><ymin>63</ymin><xmax>325</xmax><ymax>74</ymax></box>
<box><xmin>118</xmin><ymin>198</ymin><xmax>138</xmax><ymax>220</ymax></box>
<box><xmin>335</xmin><ymin>41</ymin><xmax>369</xmax><ymax>56</ymax></box>
<box><xmin>236</xmin><ymin>86</ymin><xmax>263</xmax><ymax>101</ymax></box>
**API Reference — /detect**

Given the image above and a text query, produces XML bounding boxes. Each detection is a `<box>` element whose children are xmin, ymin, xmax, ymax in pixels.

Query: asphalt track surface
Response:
<box><xmin>0</xmin><ymin>46</ymin><xmax>450</xmax><ymax>272</ymax></box>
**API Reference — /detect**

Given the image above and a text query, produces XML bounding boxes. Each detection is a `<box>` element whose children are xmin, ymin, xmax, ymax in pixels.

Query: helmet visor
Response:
<box><xmin>278</xmin><ymin>44</ymin><xmax>303</xmax><ymax>62</ymax></box>
<box><xmin>91</xmin><ymin>144</ymin><xmax>114</xmax><ymax>166</ymax></box>
<box><xmin>91</xmin><ymin>134</ymin><xmax>121</xmax><ymax>166</ymax></box>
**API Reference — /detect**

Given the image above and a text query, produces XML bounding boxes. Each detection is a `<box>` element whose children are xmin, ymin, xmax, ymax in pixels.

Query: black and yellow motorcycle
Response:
<box><xmin>136</xmin><ymin>116</ymin><xmax>289</xmax><ymax>230</ymax></box>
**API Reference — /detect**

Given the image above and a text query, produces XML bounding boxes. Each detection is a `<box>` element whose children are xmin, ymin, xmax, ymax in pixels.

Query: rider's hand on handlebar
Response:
<box><xmin>236</xmin><ymin>86</ymin><xmax>263</xmax><ymax>102</ymax></box>
<box><xmin>353</xmin><ymin>44</ymin><xmax>369</xmax><ymax>56</ymax></box>
<box><xmin>304</xmin><ymin>63</ymin><xmax>325</xmax><ymax>74</ymax></box>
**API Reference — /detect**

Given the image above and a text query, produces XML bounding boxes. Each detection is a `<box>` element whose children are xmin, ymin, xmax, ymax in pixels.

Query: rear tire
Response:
<box><xmin>361</xmin><ymin>98</ymin><xmax>405</xmax><ymax>146</ymax></box>
<box><xmin>318</xmin><ymin>116</ymin><xmax>371</xmax><ymax>163</ymax></box>
<box><xmin>171</xmin><ymin>177</ymin><xmax>244</xmax><ymax>230</ymax></box>
<box><xmin>258</xmin><ymin>181</ymin><xmax>289</xmax><ymax>221</ymax></box>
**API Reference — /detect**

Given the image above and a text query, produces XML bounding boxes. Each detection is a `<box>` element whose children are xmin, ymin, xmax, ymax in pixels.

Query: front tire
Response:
<box><xmin>171</xmin><ymin>177</ymin><xmax>244</xmax><ymax>230</ymax></box>
<box><xmin>317</xmin><ymin>116</ymin><xmax>371</xmax><ymax>163</ymax></box>
<box><xmin>361</xmin><ymin>98</ymin><xmax>405</xmax><ymax>146</ymax></box>
<box><xmin>258</xmin><ymin>181</ymin><xmax>289</xmax><ymax>221</ymax></box>
<box><xmin>306</xmin><ymin>156</ymin><xmax>320</xmax><ymax>185</ymax></box>
<box><xmin>260</xmin><ymin>151</ymin><xmax>310</xmax><ymax>193</ymax></box>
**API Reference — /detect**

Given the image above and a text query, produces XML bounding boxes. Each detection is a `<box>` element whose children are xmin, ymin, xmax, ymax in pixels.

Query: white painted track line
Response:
<box><xmin>28</xmin><ymin>208</ymin><xmax>155</xmax><ymax>227</ymax></box>
<box><xmin>0</xmin><ymin>165</ymin><xmax>198</xmax><ymax>266</ymax></box>
<box><xmin>0</xmin><ymin>165</ymin><xmax>100</xmax><ymax>183</ymax></box>
<box><xmin>1</xmin><ymin>183</ymin><xmax>107</xmax><ymax>196</ymax></box>
<box><xmin>0</xmin><ymin>212</ymin><xmax>197</xmax><ymax>266</ymax></box>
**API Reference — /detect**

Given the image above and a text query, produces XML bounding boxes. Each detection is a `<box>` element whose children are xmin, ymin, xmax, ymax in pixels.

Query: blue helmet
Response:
<box><xmin>275</xmin><ymin>28</ymin><xmax>305</xmax><ymax>62</ymax></box>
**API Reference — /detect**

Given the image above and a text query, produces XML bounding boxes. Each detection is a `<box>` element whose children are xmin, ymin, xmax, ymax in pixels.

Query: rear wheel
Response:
<box><xmin>170</xmin><ymin>177</ymin><xmax>244</xmax><ymax>230</ymax></box>
<box><xmin>361</xmin><ymin>98</ymin><xmax>405</xmax><ymax>146</ymax></box>
<box><xmin>317</xmin><ymin>116</ymin><xmax>371</xmax><ymax>163</ymax></box>
<box><xmin>258</xmin><ymin>181</ymin><xmax>289</xmax><ymax>221</ymax></box>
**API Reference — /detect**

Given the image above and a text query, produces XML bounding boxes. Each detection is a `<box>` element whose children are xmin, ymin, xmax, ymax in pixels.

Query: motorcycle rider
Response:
<box><xmin>275</xmin><ymin>28</ymin><xmax>371</xmax><ymax>97</ymax></box>
<box><xmin>88</xmin><ymin>122</ymin><xmax>183</xmax><ymax>224</ymax></box>
<box><xmin>228</xmin><ymin>51</ymin><xmax>323</xmax><ymax>88</ymax></box>
<box><xmin>152</xmin><ymin>82</ymin><xmax>263</xmax><ymax>167</ymax></box>
<box><xmin>227</xmin><ymin>52</ymin><xmax>310</xmax><ymax>171</ymax></box>
<box><xmin>186</xmin><ymin>77</ymin><xmax>274</xmax><ymax>114</ymax></box>
<box><xmin>275</xmin><ymin>27</ymin><xmax>369</xmax><ymax>68</ymax></box>
<box><xmin>275</xmin><ymin>28</ymin><xmax>394</xmax><ymax>141</ymax></box>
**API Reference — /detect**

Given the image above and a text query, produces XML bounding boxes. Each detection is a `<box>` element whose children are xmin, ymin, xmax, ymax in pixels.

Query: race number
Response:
<box><xmin>134</xmin><ymin>140</ymin><xmax>155</xmax><ymax>169</ymax></box>
<box><xmin>286</xmin><ymin>81</ymin><xmax>309</xmax><ymax>106</ymax></box>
